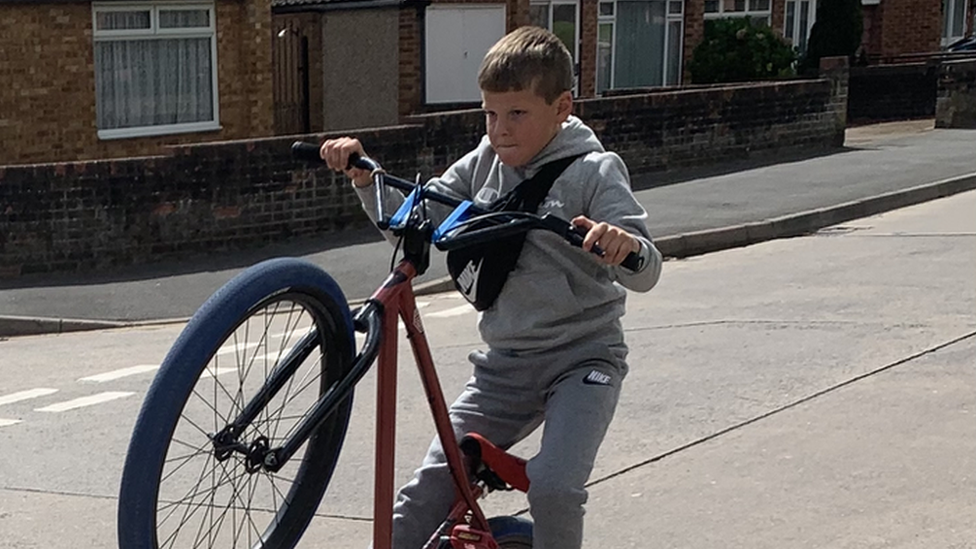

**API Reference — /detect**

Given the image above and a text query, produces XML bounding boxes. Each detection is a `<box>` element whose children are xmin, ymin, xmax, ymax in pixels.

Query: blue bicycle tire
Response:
<box><xmin>118</xmin><ymin>258</ymin><xmax>355</xmax><ymax>549</ymax></box>
<box><xmin>438</xmin><ymin>516</ymin><xmax>533</xmax><ymax>548</ymax></box>
<box><xmin>487</xmin><ymin>516</ymin><xmax>533</xmax><ymax>548</ymax></box>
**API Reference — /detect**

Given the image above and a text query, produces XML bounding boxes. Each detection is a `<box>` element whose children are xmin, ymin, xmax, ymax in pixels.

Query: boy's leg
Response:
<box><xmin>525</xmin><ymin>352</ymin><xmax>626</xmax><ymax>549</ymax></box>
<box><xmin>391</xmin><ymin>351</ymin><xmax>545</xmax><ymax>549</ymax></box>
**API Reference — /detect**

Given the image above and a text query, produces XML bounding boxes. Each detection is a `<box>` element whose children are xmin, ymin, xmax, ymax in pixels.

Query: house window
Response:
<box><xmin>784</xmin><ymin>0</ymin><xmax>816</xmax><ymax>54</ymax></box>
<box><xmin>942</xmin><ymin>0</ymin><xmax>969</xmax><ymax>46</ymax></box>
<box><xmin>703</xmin><ymin>0</ymin><xmax>771</xmax><ymax>25</ymax></box>
<box><xmin>530</xmin><ymin>1</ymin><xmax>580</xmax><ymax>91</ymax></box>
<box><xmin>596</xmin><ymin>0</ymin><xmax>684</xmax><ymax>94</ymax></box>
<box><xmin>92</xmin><ymin>2</ymin><xmax>219</xmax><ymax>139</ymax></box>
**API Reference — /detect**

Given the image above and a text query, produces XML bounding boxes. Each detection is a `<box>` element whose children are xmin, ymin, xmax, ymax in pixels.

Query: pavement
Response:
<box><xmin>1</xmin><ymin>119</ymin><xmax>975</xmax><ymax>336</ymax></box>
<box><xmin>1</xmin><ymin>182</ymin><xmax>972</xmax><ymax>548</ymax></box>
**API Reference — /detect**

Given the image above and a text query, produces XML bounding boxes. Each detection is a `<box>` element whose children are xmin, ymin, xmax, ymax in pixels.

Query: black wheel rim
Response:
<box><xmin>153</xmin><ymin>293</ymin><xmax>344</xmax><ymax>548</ymax></box>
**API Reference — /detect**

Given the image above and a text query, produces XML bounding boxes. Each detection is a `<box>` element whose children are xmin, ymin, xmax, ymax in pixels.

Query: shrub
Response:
<box><xmin>799</xmin><ymin>0</ymin><xmax>864</xmax><ymax>74</ymax></box>
<box><xmin>689</xmin><ymin>18</ymin><xmax>797</xmax><ymax>84</ymax></box>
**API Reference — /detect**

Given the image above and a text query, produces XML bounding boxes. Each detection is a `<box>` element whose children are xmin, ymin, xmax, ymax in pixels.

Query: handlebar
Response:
<box><xmin>292</xmin><ymin>142</ymin><xmax>644</xmax><ymax>272</ymax></box>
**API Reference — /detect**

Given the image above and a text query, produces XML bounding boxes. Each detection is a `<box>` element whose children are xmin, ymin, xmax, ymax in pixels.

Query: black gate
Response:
<box><xmin>273</xmin><ymin>26</ymin><xmax>311</xmax><ymax>135</ymax></box>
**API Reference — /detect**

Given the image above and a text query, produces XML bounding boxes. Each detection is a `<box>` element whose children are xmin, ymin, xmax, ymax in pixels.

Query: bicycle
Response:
<box><xmin>117</xmin><ymin>142</ymin><xmax>641</xmax><ymax>549</ymax></box>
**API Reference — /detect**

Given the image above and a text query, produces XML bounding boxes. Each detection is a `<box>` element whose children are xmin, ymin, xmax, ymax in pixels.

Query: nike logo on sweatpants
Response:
<box><xmin>583</xmin><ymin>370</ymin><xmax>612</xmax><ymax>386</ymax></box>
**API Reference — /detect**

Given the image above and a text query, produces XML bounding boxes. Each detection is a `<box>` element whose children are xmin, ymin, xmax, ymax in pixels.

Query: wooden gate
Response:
<box><xmin>273</xmin><ymin>26</ymin><xmax>311</xmax><ymax>135</ymax></box>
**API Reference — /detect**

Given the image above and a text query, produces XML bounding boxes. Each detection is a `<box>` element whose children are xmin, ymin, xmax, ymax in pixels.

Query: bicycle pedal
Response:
<box><xmin>449</xmin><ymin>525</ymin><xmax>499</xmax><ymax>549</ymax></box>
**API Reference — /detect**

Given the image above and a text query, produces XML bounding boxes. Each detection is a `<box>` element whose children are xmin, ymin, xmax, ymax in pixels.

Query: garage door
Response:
<box><xmin>425</xmin><ymin>5</ymin><xmax>507</xmax><ymax>104</ymax></box>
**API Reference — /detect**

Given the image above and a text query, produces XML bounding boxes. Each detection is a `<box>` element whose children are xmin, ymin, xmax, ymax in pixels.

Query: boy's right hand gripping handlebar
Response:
<box><xmin>291</xmin><ymin>141</ymin><xmax>644</xmax><ymax>272</ymax></box>
<box><xmin>291</xmin><ymin>141</ymin><xmax>377</xmax><ymax>172</ymax></box>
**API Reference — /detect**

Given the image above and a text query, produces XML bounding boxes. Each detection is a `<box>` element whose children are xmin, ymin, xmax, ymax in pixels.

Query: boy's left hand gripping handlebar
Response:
<box><xmin>291</xmin><ymin>141</ymin><xmax>378</xmax><ymax>172</ymax></box>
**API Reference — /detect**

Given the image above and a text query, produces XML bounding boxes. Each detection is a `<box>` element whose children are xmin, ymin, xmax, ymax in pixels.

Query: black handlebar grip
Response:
<box><xmin>566</xmin><ymin>222</ymin><xmax>643</xmax><ymax>272</ymax></box>
<box><xmin>346</xmin><ymin>153</ymin><xmax>378</xmax><ymax>172</ymax></box>
<box><xmin>619</xmin><ymin>250</ymin><xmax>643</xmax><ymax>272</ymax></box>
<box><xmin>589</xmin><ymin>243</ymin><xmax>643</xmax><ymax>271</ymax></box>
<box><xmin>291</xmin><ymin>142</ymin><xmax>378</xmax><ymax>172</ymax></box>
<box><xmin>291</xmin><ymin>141</ymin><xmax>323</xmax><ymax>163</ymax></box>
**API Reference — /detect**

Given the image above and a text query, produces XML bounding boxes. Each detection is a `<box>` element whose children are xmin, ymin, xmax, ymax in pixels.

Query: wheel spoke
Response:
<box><xmin>131</xmin><ymin>287</ymin><xmax>352</xmax><ymax>549</ymax></box>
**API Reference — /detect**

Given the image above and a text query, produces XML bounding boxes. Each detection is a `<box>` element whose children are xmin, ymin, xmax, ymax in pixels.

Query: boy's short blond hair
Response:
<box><xmin>478</xmin><ymin>26</ymin><xmax>573</xmax><ymax>104</ymax></box>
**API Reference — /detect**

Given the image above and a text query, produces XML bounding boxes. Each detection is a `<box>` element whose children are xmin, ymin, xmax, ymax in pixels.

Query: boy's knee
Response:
<box><xmin>526</xmin><ymin>474</ymin><xmax>587</xmax><ymax>517</ymax></box>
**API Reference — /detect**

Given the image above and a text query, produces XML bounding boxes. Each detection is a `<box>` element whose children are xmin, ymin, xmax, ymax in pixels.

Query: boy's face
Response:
<box><xmin>481</xmin><ymin>86</ymin><xmax>573</xmax><ymax>168</ymax></box>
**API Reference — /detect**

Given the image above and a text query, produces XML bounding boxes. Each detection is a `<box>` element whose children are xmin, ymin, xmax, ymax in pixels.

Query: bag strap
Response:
<box><xmin>489</xmin><ymin>153</ymin><xmax>585</xmax><ymax>213</ymax></box>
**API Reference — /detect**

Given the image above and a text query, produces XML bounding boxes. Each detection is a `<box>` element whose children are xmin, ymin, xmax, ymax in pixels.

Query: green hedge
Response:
<box><xmin>690</xmin><ymin>18</ymin><xmax>797</xmax><ymax>84</ymax></box>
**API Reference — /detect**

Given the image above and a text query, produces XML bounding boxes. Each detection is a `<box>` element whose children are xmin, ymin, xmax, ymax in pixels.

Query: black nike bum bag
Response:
<box><xmin>445</xmin><ymin>154</ymin><xmax>582</xmax><ymax>311</ymax></box>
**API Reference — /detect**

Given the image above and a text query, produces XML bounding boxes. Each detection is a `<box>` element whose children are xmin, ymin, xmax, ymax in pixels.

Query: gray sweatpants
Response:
<box><xmin>390</xmin><ymin>340</ymin><xmax>628</xmax><ymax>549</ymax></box>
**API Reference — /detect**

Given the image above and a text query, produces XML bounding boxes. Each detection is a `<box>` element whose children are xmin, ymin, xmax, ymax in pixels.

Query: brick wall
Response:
<box><xmin>936</xmin><ymin>59</ymin><xmax>976</xmax><ymax>128</ymax></box>
<box><xmin>578</xmin><ymin>76</ymin><xmax>843</xmax><ymax>173</ymax></box>
<box><xmin>578</xmin><ymin>0</ymin><xmax>598</xmax><ymax>98</ymax></box>
<box><xmin>399</xmin><ymin>6</ymin><xmax>424</xmax><ymax>118</ymax></box>
<box><xmin>683</xmin><ymin>0</ymin><xmax>706</xmax><ymax>84</ymax></box>
<box><xmin>0</xmin><ymin>73</ymin><xmax>845</xmax><ymax>276</ymax></box>
<box><xmin>860</xmin><ymin>4</ymin><xmax>883</xmax><ymax>59</ymax></box>
<box><xmin>878</xmin><ymin>0</ymin><xmax>942</xmax><ymax>58</ymax></box>
<box><xmin>0</xmin><ymin>0</ymin><xmax>275</xmax><ymax>166</ymax></box>
<box><xmin>849</xmin><ymin>63</ymin><xmax>939</xmax><ymax>123</ymax></box>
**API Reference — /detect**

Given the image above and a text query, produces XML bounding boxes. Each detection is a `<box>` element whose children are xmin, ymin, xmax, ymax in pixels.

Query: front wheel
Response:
<box><xmin>118</xmin><ymin>258</ymin><xmax>356</xmax><ymax>549</ymax></box>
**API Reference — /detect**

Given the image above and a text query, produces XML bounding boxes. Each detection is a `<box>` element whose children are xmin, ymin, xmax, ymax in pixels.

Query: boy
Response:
<box><xmin>320</xmin><ymin>26</ymin><xmax>662</xmax><ymax>549</ymax></box>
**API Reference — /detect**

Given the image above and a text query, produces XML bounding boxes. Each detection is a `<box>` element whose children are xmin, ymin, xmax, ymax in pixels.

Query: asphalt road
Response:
<box><xmin>0</xmin><ymin>190</ymin><xmax>973</xmax><ymax>547</ymax></box>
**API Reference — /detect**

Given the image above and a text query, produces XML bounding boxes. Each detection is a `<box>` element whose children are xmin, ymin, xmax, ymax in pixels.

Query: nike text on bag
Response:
<box><xmin>446</xmin><ymin>154</ymin><xmax>582</xmax><ymax>311</ymax></box>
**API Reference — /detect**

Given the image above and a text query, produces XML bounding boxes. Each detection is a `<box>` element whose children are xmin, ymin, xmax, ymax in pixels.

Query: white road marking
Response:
<box><xmin>0</xmin><ymin>388</ymin><xmax>59</xmax><ymax>407</ymax></box>
<box><xmin>78</xmin><ymin>365</ymin><xmax>159</xmax><ymax>383</ymax></box>
<box><xmin>35</xmin><ymin>391</ymin><xmax>134</xmax><ymax>413</ymax></box>
<box><xmin>0</xmin><ymin>419</ymin><xmax>22</xmax><ymax>428</ymax></box>
<box><xmin>202</xmin><ymin>367</ymin><xmax>238</xmax><ymax>378</ymax></box>
<box><xmin>216</xmin><ymin>341</ymin><xmax>264</xmax><ymax>356</ymax></box>
<box><xmin>426</xmin><ymin>304</ymin><xmax>473</xmax><ymax>318</ymax></box>
<box><xmin>268</xmin><ymin>329</ymin><xmax>314</xmax><ymax>342</ymax></box>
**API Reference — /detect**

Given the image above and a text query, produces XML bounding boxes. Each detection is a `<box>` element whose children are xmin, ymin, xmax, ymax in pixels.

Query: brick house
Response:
<box><xmin>0</xmin><ymin>0</ymin><xmax>276</xmax><ymax>165</ymax></box>
<box><xmin>272</xmin><ymin>0</ymin><xmax>806</xmax><ymax>131</ymax></box>
<box><xmin>860</xmin><ymin>0</ymin><xmax>975</xmax><ymax>61</ymax></box>
<box><xmin>2</xmin><ymin>0</ymin><xmax>972</xmax><ymax>165</ymax></box>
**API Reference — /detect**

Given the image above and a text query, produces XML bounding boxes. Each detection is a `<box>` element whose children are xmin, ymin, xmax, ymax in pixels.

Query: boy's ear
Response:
<box><xmin>554</xmin><ymin>91</ymin><xmax>573</xmax><ymax>122</ymax></box>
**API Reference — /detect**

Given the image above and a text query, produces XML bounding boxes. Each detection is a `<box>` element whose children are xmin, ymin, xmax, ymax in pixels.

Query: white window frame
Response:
<box><xmin>530</xmin><ymin>0</ymin><xmax>580</xmax><ymax>93</ymax></box>
<box><xmin>784</xmin><ymin>0</ymin><xmax>817</xmax><ymax>53</ymax></box>
<box><xmin>703</xmin><ymin>0</ymin><xmax>772</xmax><ymax>25</ymax></box>
<box><xmin>596</xmin><ymin>0</ymin><xmax>684</xmax><ymax>93</ymax></box>
<box><xmin>92</xmin><ymin>2</ymin><xmax>220</xmax><ymax>140</ymax></box>
<box><xmin>942</xmin><ymin>0</ymin><xmax>970</xmax><ymax>47</ymax></box>
<box><xmin>530</xmin><ymin>0</ymin><xmax>580</xmax><ymax>63</ymax></box>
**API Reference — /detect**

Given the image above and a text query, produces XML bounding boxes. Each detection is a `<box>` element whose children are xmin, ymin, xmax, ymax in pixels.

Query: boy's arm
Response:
<box><xmin>580</xmin><ymin>152</ymin><xmax>662</xmax><ymax>293</ymax></box>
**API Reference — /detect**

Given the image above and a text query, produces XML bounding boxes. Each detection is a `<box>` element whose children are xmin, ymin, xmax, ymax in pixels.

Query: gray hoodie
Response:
<box><xmin>355</xmin><ymin>115</ymin><xmax>662</xmax><ymax>352</ymax></box>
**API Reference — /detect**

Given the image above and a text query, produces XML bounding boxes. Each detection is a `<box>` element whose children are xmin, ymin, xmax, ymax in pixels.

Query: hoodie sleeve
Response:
<box><xmin>353</xmin><ymin>141</ymin><xmax>485</xmax><ymax>245</ymax></box>
<box><xmin>582</xmin><ymin>152</ymin><xmax>662</xmax><ymax>293</ymax></box>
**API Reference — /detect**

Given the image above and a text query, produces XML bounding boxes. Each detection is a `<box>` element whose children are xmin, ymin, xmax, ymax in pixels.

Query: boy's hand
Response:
<box><xmin>320</xmin><ymin>137</ymin><xmax>372</xmax><ymax>188</ymax></box>
<box><xmin>572</xmin><ymin>216</ymin><xmax>640</xmax><ymax>266</ymax></box>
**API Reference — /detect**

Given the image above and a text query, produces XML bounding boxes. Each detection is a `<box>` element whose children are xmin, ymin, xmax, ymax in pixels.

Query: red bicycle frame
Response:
<box><xmin>365</xmin><ymin>256</ymin><xmax>522</xmax><ymax>549</ymax></box>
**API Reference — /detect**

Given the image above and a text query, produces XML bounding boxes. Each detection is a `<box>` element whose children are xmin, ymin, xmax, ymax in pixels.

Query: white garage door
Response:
<box><xmin>425</xmin><ymin>5</ymin><xmax>507</xmax><ymax>104</ymax></box>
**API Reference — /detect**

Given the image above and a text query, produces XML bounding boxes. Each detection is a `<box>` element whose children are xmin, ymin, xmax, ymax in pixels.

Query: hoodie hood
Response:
<box><xmin>520</xmin><ymin>115</ymin><xmax>605</xmax><ymax>175</ymax></box>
